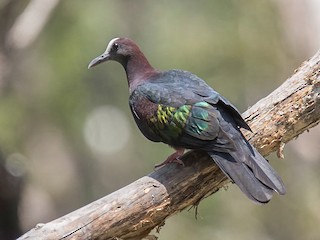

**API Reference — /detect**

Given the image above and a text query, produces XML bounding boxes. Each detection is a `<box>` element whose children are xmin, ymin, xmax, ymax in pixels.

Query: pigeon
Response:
<box><xmin>88</xmin><ymin>37</ymin><xmax>285</xmax><ymax>203</ymax></box>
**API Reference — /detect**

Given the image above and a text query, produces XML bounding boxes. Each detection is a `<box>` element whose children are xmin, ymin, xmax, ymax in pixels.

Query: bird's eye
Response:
<box><xmin>112</xmin><ymin>43</ymin><xmax>119</xmax><ymax>52</ymax></box>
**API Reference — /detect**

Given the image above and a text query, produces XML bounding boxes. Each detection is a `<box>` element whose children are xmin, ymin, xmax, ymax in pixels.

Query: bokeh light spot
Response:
<box><xmin>84</xmin><ymin>105</ymin><xmax>130</xmax><ymax>155</ymax></box>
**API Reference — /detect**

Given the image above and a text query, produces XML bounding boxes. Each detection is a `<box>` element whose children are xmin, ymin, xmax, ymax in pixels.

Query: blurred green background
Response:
<box><xmin>1</xmin><ymin>0</ymin><xmax>320</xmax><ymax>239</ymax></box>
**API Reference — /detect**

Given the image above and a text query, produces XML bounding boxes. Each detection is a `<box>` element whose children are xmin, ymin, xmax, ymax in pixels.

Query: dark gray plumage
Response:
<box><xmin>88</xmin><ymin>37</ymin><xmax>286</xmax><ymax>204</ymax></box>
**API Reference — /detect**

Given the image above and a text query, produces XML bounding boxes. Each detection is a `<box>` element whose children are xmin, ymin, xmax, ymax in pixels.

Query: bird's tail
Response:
<box><xmin>209</xmin><ymin>138</ymin><xmax>286</xmax><ymax>204</ymax></box>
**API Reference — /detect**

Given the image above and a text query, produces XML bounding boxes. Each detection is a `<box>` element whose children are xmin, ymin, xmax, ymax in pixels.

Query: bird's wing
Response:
<box><xmin>133</xmin><ymin>70</ymin><xmax>246</xmax><ymax>149</ymax></box>
<box><xmin>143</xmin><ymin>69</ymin><xmax>250</xmax><ymax>129</ymax></box>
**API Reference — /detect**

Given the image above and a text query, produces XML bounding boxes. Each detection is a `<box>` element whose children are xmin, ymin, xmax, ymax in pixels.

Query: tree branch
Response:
<box><xmin>18</xmin><ymin>50</ymin><xmax>320</xmax><ymax>240</ymax></box>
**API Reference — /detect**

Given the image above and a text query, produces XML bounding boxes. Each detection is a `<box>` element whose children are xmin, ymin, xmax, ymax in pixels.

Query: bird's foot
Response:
<box><xmin>154</xmin><ymin>148</ymin><xmax>185</xmax><ymax>169</ymax></box>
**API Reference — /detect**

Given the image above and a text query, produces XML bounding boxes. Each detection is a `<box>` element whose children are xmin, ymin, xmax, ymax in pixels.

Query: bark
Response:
<box><xmin>18</xmin><ymin>50</ymin><xmax>320</xmax><ymax>240</ymax></box>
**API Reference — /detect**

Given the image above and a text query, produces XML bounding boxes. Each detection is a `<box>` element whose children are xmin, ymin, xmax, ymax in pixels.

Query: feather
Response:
<box><xmin>90</xmin><ymin>38</ymin><xmax>285</xmax><ymax>203</ymax></box>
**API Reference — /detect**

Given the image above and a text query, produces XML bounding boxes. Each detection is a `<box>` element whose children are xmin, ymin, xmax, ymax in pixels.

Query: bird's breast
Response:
<box><xmin>129</xmin><ymin>94</ymin><xmax>164</xmax><ymax>142</ymax></box>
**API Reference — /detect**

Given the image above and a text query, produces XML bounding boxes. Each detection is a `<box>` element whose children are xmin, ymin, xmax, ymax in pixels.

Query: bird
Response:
<box><xmin>88</xmin><ymin>37</ymin><xmax>286</xmax><ymax>204</ymax></box>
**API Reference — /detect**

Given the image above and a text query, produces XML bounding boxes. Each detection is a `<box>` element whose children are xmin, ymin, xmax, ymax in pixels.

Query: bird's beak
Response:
<box><xmin>88</xmin><ymin>52</ymin><xmax>110</xmax><ymax>69</ymax></box>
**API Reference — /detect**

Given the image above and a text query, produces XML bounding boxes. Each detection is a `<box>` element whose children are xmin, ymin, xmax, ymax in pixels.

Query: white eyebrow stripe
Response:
<box><xmin>104</xmin><ymin>37</ymin><xmax>120</xmax><ymax>53</ymax></box>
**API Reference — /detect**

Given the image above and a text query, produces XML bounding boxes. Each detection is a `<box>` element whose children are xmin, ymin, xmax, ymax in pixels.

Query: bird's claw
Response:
<box><xmin>154</xmin><ymin>148</ymin><xmax>185</xmax><ymax>169</ymax></box>
<box><xmin>154</xmin><ymin>157</ymin><xmax>185</xmax><ymax>169</ymax></box>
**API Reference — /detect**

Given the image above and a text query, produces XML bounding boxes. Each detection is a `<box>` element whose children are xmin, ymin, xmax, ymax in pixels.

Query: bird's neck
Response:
<box><xmin>123</xmin><ymin>52</ymin><xmax>157</xmax><ymax>92</ymax></box>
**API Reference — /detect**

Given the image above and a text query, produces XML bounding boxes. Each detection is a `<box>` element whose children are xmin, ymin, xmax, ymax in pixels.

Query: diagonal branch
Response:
<box><xmin>18</xmin><ymin>50</ymin><xmax>320</xmax><ymax>240</ymax></box>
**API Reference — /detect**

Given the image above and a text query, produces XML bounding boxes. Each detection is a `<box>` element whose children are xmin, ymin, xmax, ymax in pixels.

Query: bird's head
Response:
<box><xmin>88</xmin><ymin>37</ymin><xmax>140</xmax><ymax>69</ymax></box>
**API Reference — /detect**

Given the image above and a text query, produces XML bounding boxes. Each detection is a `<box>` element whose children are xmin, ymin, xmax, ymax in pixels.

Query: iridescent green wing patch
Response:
<box><xmin>148</xmin><ymin>101</ymin><xmax>219</xmax><ymax>142</ymax></box>
<box><xmin>149</xmin><ymin>104</ymin><xmax>191</xmax><ymax>142</ymax></box>
<box><xmin>185</xmin><ymin>102</ymin><xmax>219</xmax><ymax>140</ymax></box>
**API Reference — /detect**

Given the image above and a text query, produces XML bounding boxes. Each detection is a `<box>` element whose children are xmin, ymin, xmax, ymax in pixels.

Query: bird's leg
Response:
<box><xmin>155</xmin><ymin>147</ymin><xmax>185</xmax><ymax>168</ymax></box>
